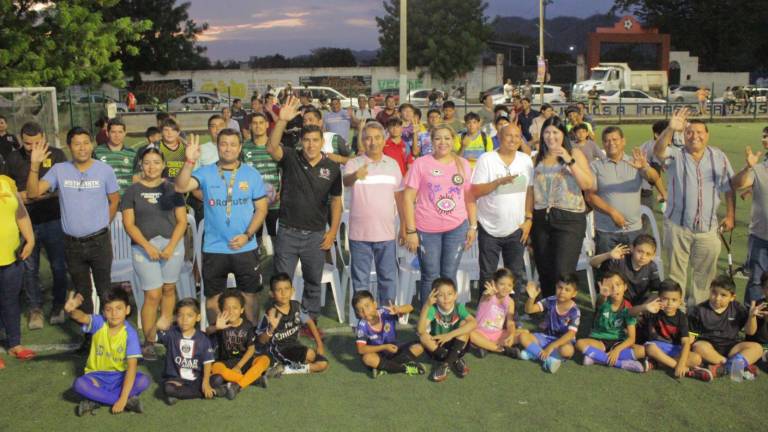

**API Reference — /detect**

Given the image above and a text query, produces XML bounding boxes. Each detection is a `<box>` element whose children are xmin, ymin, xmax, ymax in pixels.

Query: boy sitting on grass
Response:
<box><xmin>66</xmin><ymin>289</ymin><xmax>149</xmax><ymax>416</ymax></box>
<box><xmin>590</xmin><ymin>234</ymin><xmax>661</xmax><ymax>308</ymax></box>
<box><xmin>575</xmin><ymin>271</ymin><xmax>644</xmax><ymax>372</ymax></box>
<box><xmin>518</xmin><ymin>273</ymin><xmax>581</xmax><ymax>373</ymax></box>
<box><xmin>636</xmin><ymin>280</ymin><xmax>711</xmax><ymax>381</ymax></box>
<box><xmin>689</xmin><ymin>275</ymin><xmax>763</xmax><ymax>379</ymax></box>
<box><xmin>256</xmin><ymin>273</ymin><xmax>328</xmax><ymax>374</ymax></box>
<box><xmin>352</xmin><ymin>290</ymin><xmax>425</xmax><ymax>378</ymax></box>
<box><xmin>418</xmin><ymin>278</ymin><xmax>476</xmax><ymax>382</ymax></box>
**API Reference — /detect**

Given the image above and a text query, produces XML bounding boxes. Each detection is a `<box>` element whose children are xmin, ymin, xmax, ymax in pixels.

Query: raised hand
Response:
<box><xmin>550</xmin><ymin>147</ymin><xmax>573</xmax><ymax>164</ymax></box>
<box><xmin>483</xmin><ymin>280</ymin><xmax>498</xmax><ymax>297</ymax></box>
<box><xmin>185</xmin><ymin>133</ymin><xmax>201</xmax><ymax>162</ymax></box>
<box><xmin>598</xmin><ymin>280</ymin><xmax>611</xmax><ymax>298</ymax></box>
<box><xmin>525</xmin><ymin>281</ymin><xmax>541</xmax><ymax>300</ymax></box>
<box><xmin>266</xmin><ymin>308</ymin><xmax>282</xmax><ymax>331</ymax></box>
<box><xmin>609</xmin><ymin>244</ymin><xmax>630</xmax><ymax>261</ymax></box>
<box><xmin>668</xmin><ymin>107</ymin><xmax>689</xmax><ymax>132</ymax></box>
<box><xmin>745</xmin><ymin>146</ymin><xmax>763</xmax><ymax>168</ymax></box>
<box><xmin>628</xmin><ymin>147</ymin><xmax>649</xmax><ymax>170</ymax></box>
<box><xmin>355</xmin><ymin>163</ymin><xmax>369</xmax><ymax>181</ymax></box>
<box><xmin>644</xmin><ymin>297</ymin><xmax>662</xmax><ymax>314</ymax></box>
<box><xmin>383</xmin><ymin>300</ymin><xmax>399</xmax><ymax>316</ymax></box>
<box><xmin>278</xmin><ymin>95</ymin><xmax>302</xmax><ymax>122</ymax></box>
<box><xmin>30</xmin><ymin>141</ymin><xmax>51</xmax><ymax>166</ymax></box>
<box><xmin>749</xmin><ymin>301</ymin><xmax>768</xmax><ymax>318</ymax></box>
<box><xmin>215</xmin><ymin>310</ymin><xmax>232</xmax><ymax>330</ymax></box>
<box><xmin>64</xmin><ymin>291</ymin><xmax>84</xmax><ymax>314</ymax></box>
<box><xmin>427</xmin><ymin>289</ymin><xmax>438</xmax><ymax>306</ymax></box>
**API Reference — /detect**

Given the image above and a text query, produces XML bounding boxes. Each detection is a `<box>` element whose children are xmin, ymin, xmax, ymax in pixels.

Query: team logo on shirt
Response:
<box><xmin>384</xmin><ymin>323</ymin><xmax>392</xmax><ymax>333</ymax></box>
<box><xmin>42</xmin><ymin>159</ymin><xmax>52</xmax><ymax>168</ymax></box>
<box><xmin>431</xmin><ymin>169</ymin><xmax>442</xmax><ymax>176</ymax></box>
<box><xmin>238</xmin><ymin>181</ymin><xmax>249</xmax><ymax>191</ymax></box>
<box><xmin>319</xmin><ymin>168</ymin><xmax>331</xmax><ymax>180</ymax></box>
<box><xmin>208</xmin><ymin>199</ymin><xmax>215</xmax><ymax>207</ymax></box>
<box><xmin>452</xmin><ymin>174</ymin><xmax>464</xmax><ymax>185</ymax></box>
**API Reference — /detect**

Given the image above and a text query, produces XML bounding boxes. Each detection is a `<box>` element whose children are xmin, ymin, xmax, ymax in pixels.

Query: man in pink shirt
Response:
<box><xmin>343</xmin><ymin>121</ymin><xmax>405</xmax><ymax>307</ymax></box>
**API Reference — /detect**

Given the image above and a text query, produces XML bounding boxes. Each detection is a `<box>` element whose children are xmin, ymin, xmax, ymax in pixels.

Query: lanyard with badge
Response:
<box><xmin>217</xmin><ymin>162</ymin><xmax>239</xmax><ymax>226</ymax></box>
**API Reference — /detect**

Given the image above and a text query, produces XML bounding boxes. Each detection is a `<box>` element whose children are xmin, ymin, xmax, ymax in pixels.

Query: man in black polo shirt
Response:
<box><xmin>6</xmin><ymin>122</ymin><xmax>69</xmax><ymax>328</ymax></box>
<box><xmin>267</xmin><ymin>95</ymin><xmax>342</xmax><ymax>320</ymax></box>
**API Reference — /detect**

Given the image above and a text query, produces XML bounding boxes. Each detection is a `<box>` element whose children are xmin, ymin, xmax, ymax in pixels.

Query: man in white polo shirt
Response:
<box><xmin>343</xmin><ymin>121</ymin><xmax>404</xmax><ymax>307</ymax></box>
<box><xmin>471</xmin><ymin>124</ymin><xmax>534</xmax><ymax>298</ymax></box>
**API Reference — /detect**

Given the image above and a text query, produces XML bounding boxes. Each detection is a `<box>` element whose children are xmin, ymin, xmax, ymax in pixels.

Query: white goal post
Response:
<box><xmin>0</xmin><ymin>87</ymin><xmax>60</xmax><ymax>147</ymax></box>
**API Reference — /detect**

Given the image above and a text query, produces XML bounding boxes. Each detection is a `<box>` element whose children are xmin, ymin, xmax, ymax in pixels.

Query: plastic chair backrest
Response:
<box><xmin>110</xmin><ymin>213</ymin><xmax>133</xmax><ymax>262</ymax></box>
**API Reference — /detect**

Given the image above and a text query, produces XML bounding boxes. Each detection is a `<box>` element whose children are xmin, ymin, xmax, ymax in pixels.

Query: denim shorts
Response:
<box><xmin>132</xmin><ymin>236</ymin><xmax>185</xmax><ymax>290</ymax></box>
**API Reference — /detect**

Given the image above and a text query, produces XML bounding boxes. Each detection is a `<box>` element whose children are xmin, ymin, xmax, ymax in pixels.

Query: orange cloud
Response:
<box><xmin>284</xmin><ymin>12</ymin><xmax>310</xmax><ymax>18</ymax></box>
<box><xmin>345</xmin><ymin>18</ymin><xmax>374</xmax><ymax>27</ymax></box>
<box><xmin>198</xmin><ymin>19</ymin><xmax>306</xmax><ymax>41</ymax></box>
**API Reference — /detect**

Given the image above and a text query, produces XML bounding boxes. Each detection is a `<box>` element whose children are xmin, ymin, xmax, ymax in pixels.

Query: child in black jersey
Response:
<box><xmin>255</xmin><ymin>273</ymin><xmax>329</xmax><ymax>374</ymax></box>
<box><xmin>689</xmin><ymin>275</ymin><xmax>763</xmax><ymax>379</ymax></box>
<box><xmin>207</xmin><ymin>289</ymin><xmax>270</xmax><ymax>397</ymax></box>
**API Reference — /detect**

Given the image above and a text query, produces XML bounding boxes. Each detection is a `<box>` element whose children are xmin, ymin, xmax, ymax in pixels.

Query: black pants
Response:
<box><xmin>531</xmin><ymin>208</ymin><xmax>586</xmax><ymax>297</ymax></box>
<box><xmin>163</xmin><ymin>379</ymin><xmax>202</xmax><ymax>400</ymax></box>
<box><xmin>64</xmin><ymin>230</ymin><xmax>112</xmax><ymax>314</ymax></box>
<box><xmin>478</xmin><ymin>224</ymin><xmax>527</xmax><ymax>306</ymax></box>
<box><xmin>256</xmin><ymin>209</ymin><xmax>279</xmax><ymax>238</ymax></box>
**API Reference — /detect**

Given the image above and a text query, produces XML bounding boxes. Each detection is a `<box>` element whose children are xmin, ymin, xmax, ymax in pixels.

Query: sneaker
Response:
<box><xmin>431</xmin><ymin>363</ymin><xmax>450</xmax><ymax>382</ymax></box>
<box><xmin>164</xmin><ymin>396</ymin><xmax>178</xmax><ymax>406</ymax></box>
<box><xmin>125</xmin><ymin>397</ymin><xmax>144</xmax><ymax>414</ymax></box>
<box><xmin>582</xmin><ymin>356</ymin><xmax>595</xmax><ymax>366</ymax></box>
<box><xmin>503</xmin><ymin>346</ymin><xmax>520</xmax><ymax>359</ymax></box>
<box><xmin>451</xmin><ymin>358</ymin><xmax>470</xmax><ymax>378</ymax></box>
<box><xmin>283</xmin><ymin>363</ymin><xmax>310</xmax><ymax>375</ymax></box>
<box><xmin>49</xmin><ymin>307</ymin><xmax>67</xmax><ymax>325</ymax></box>
<box><xmin>77</xmin><ymin>399</ymin><xmax>100</xmax><ymax>417</ymax></box>
<box><xmin>543</xmin><ymin>357</ymin><xmax>562</xmax><ymax>374</ymax></box>
<box><xmin>404</xmin><ymin>362</ymin><xmax>426</xmax><ymax>376</ymax></box>
<box><xmin>685</xmin><ymin>367</ymin><xmax>714</xmax><ymax>382</ymax></box>
<box><xmin>141</xmin><ymin>344</ymin><xmax>157</xmax><ymax>362</ymax></box>
<box><xmin>225</xmin><ymin>383</ymin><xmax>241</xmax><ymax>400</ymax></box>
<box><xmin>265</xmin><ymin>364</ymin><xmax>284</xmax><ymax>379</ymax></box>
<box><xmin>371</xmin><ymin>368</ymin><xmax>387</xmax><ymax>379</ymax></box>
<box><xmin>744</xmin><ymin>364</ymin><xmax>759</xmax><ymax>381</ymax></box>
<box><xmin>619</xmin><ymin>360</ymin><xmax>645</xmax><ymax>373</ymax></box>
<box><xmin>733</xmin><ymin>266</ymin><xmax>750</xmax><ymax>280</ymax></box>
<box><xmin>28</xmin><ymin>309</ymin><xmax>44</xmax><ymax>330</ymax></box>
<box><xmin>468</xmin><ymin>345</ymin><xmax>487</xmax><ymax>359</ymax></box>
<box><xmin>708</xmin><ymin>363</ymin><xmax>727</xmax><ymax>378</ymax></box>
<box><xmin>643</xmin><ymin>358</ymin><xmax>655</xmax><ymax>373</ymax></box>
<box><xmin>519</xmin><ymin>349</ymin><xmax>534</xmax><ymax>361</ymax></box>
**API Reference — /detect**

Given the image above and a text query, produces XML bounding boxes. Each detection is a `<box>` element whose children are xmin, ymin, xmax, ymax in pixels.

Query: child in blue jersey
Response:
<box><xmin>519</xmin><ymin>273</ymin><xmax>581</xmax><ymax>373</ymax></box>
<box><xmin>417</xmin><ymin>278</ymin><xmax>477</xmax><ymax>382</ymax></box>
<box><xmin>65</xmin><ymin>288</ymin><xmax>149</xmax><ymax>416</ymax></box>
<box><xmin>575</xmin><ymin>271</ymin><xmax>645</xmax><ymax>372</ymax></box>
<box><xmin>634</xmin><ymin>280</ymin><xmax>711</xmax><ymax>381</ymax></box>
<box><xmin>352</xmin><ymin>290</ymin><xmax>425</xmax><ymax>378</ymax></box>
<box><xmin>154</xmin><ymin>298</ymin><xmax>220</xmax><ymax>405</ymax></box>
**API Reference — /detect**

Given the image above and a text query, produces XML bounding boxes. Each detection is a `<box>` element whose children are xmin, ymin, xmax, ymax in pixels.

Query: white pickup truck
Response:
<box><xmin>572</xmin><ymin>63</ymin><xmax>667</xmax><ymax>101</ymax></box>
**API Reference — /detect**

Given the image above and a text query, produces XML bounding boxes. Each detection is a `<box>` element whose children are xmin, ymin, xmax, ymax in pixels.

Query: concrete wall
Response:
<box><xmin>670</xmin><ymin>51</ymin><xmax>749</xmax><ymax>92</ymax></box>
<box><xmin>138</xmin><ymin>65</ymin><xmax>499</xmax><ymax>102</ymax></box>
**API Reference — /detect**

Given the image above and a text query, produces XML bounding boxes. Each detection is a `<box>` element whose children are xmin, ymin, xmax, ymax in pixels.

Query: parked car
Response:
<box><xmin>406</xmin><ymin>88</ymin><xmax>464</xmax><ymax>106</ymax></box>
<box><xmin>668</xmin><ymin>85</ymin><xmax>700</xmax><ymax>103</ymax></box>
<box><xmin>273</xmin><ymin>86</ymin><xmax>359</xmax><ymax>109</ymax></box>
<box><xmin>167</xmin><ymin>92</ymin><xmax>224</xmax><ymax>111</ymax></box>
<box><xmin>480</xmin><ymin>84</ymin><xmax>566</xmax><ymax>105</ymax></box>
<box><xmin>599</xmin><ymin>89</ymin><xmax>666</xmax><ymax>104</ymax></box>
<box><xmin>76</xmin><ymin>94</ymin><xmax>128</xmax><ymax>112</ymax></box>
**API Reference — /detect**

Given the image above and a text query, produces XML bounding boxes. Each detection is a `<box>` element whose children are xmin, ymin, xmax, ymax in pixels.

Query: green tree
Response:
<box><xmin>0</xmin><ymin>0</ymin><xmax>150</xmax><ymax>88</ymax></box>
<box><xmin>612</xmin><ymin>0</ymin><xmax>768</xmax><ymax>72</ymax></box>
<box><xmin>376</xmin><ymin>0</ymin><xmax>493</xmax><ymax>81</ymax></box>
<box><xmin>102</xmin><ymin>0</ymin><xmax>209</xmax><ymax>81</ymax></box>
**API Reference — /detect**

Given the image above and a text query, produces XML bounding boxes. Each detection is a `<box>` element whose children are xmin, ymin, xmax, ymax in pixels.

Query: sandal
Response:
<box><xmin>0</xmin><ymin>357</ymin><xmax>5</xmax><ymax>369</ymax></box>
<box><xmin>9</xmin><ymin>347</ymin><xmax>36</xmax><ymax>361</ymax></box>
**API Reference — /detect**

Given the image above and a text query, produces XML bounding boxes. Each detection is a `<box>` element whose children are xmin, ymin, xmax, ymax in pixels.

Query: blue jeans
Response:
<box><xmin>23</xmin><ymin>219</ymin><xmax>68</xmax><ymax>310</ymax></box>
<box><xmin>349</xmin><ymin>239</ymin><xmax>398</xmax><ymax>305</ymax></box>
<box><xmin>595</xmin><ymin>229</ymin><xmax>643</xmax><ymax>256</ymax></box>
<box><xmin>0</xmin><ymin>261</ymin><xmax>23</xmax><ymax>348</ymax></box>
<box><xmin>273</xmin><ymin>225</ymin><xmax>325</xmax><ymax>316</ymax></box>
<box><xmin>746</xmin><ymin>234</ymin><xmax>768</xmax><ymax>304</ymax></box>
<box><xmin>417</xmin><ymin>220</ymin><xmax>468</xmax><ymax>304</ymax></box>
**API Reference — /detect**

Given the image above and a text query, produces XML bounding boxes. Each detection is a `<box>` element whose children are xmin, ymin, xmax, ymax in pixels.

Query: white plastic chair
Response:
<box><xmin>176</xmin><ymin>213</ymin><xmax>198</xmax><ymax>301</ymax></box>
<box><xmin>456</xmin><ymin>240</ymin><xmax>480</xmax><ymax>304</ymax></box>
<box><xmin>640</xmin><ymin>205</ymin><xmax>665</xmax><ymax>279</ymax></box>
<box><xmin>194</xmin><ymin>219</ymin><xmax>208</xmax><ymax>327</ymax></box>
<box><xmin>396</xmin><ymin>247</ymin><xmax>420</xmax><ymax>325</ymax></box>
<box><xmin>109</xmin><ymin>213</ymin><xmax>142</xmax><ymax>325</ymax></box>
<box><xmin>575</xmin><ymin>211</ymin><xmax>597</xmax><ymax>307</ymax></box>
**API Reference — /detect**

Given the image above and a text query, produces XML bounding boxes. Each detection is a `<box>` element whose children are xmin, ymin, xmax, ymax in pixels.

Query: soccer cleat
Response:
<box><xmin>468</xmin><ymin>345</ymin><xmax>487</xmax><ymax>359</ymax></box>
<box><xmin>619</xmin><ymin>360</ymin><xmax>645</xmax><ymax>373</ymax></box>
<box><xmin>451</xmin><ymin>358</ymin><xmax>470</xmax><ymax>378</ymax></box>
<box><xmin>543</xmin><ymin>357</ymin><xmax>562</xmax><ymax>374</ymax></box>
<box><xmin>503</xmin><ymin>346</ymin><xmax>520</xmax><ymax>359</ymax></box>
<box><xmin>49</xmin><ymin>307</ymin><xmax>67</xmax><ymax>325</ymax></box>
<box><xmin>431</xmin><ymin>363</ymin><xmax>450</xmax><ymax>382</ymax></box>
<box><xmin>404</xmin><ymin>362</ymin><xmax>426</xmax><ymax>376</ymax></box>
<box><xmin>164</xmin><ymin>396</ymin><xmax>178</xmax><ymax>406</ymax></box>
<box><xmin>77</xmin><ymin>399</ymin><xmax>100</xmax><ymax>417</ymax></box>
<box><xmin>582</xmin><ymin>356</ymin><xmax>595</xmax><ymax>366</ymax></box>
<box><xmin>28</xmin><ymin>309</ymin><xmax>44</xmax><ymax>330</ymax></box>
<box><xmin>141</xmin><ymin>344</ymin><xmax>158</xmax><ymax>362</ymax></box>
<box><xmin>283</xmin><ymin>363</ymin><xmax>310</xmax><ymax>375</ymax></box>
<box><xmin>743</xmin><ymin>364</ymin><xmax>759</xmax><ymax>381</ymax></box>
<box><xmin>265</xmin><ymin>364</ymin><xmax>284</xmax><ymax>379</ymax></box>
<box><xmin>519</xmin><ymin>349</ymin><xmax>535</xmax><ymax>361</ymax></box>
<box><xmin>225</xmin><ymin>383</ymin><xmax>241</xmax><ymax>400</ymax></box>
<box><xmin>708</xmin><ymin>363</ymin><xmax>727</xmax><ymax>378</ymax></box>
<box><xmin>643</xmin><ymin>358</ymin><xmax>655</xmax><ymax>373</ymax></box>
<box><xmin>371</xmin><ymin>368</ymin><xmax>387</xmax><ymax>379</ymax></box>
<box><xmin>125</xmin><ymin>397</ymin><xmax>144</xmax><ymax>414</ymax></box>
<box><xmin>685</xmin><ymin>367</ymin><xmax>714</xmax><ymax>382</ymax></box>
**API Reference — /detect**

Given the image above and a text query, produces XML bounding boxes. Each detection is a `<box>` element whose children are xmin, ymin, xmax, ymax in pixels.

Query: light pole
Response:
<box><xmin>399</xmin><ymin>0</ymin><xmax>408</xmax><ymax>103</ymax></box>
<box><xmin>538</xmin><ymin>0</ymin><xmax>545</xmax><ymax>105</ymax></box>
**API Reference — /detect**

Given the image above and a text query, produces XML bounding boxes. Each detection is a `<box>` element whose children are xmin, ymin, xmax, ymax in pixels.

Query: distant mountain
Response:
<box><xmin>492</xmin><ymin>13</ymin><xmax>618</xmax><ymax>53</ymax></box>
<box><xmin>351</xmin><ymin>49</ymin><xmax>379</xmax><ymax>66</ymax></box>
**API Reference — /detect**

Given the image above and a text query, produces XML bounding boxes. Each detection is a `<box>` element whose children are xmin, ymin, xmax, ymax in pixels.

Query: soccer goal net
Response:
<box><xmin>0</xmin><ymin>87</ymin><xmax>60</xmax><ymax>147</ymax></box>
